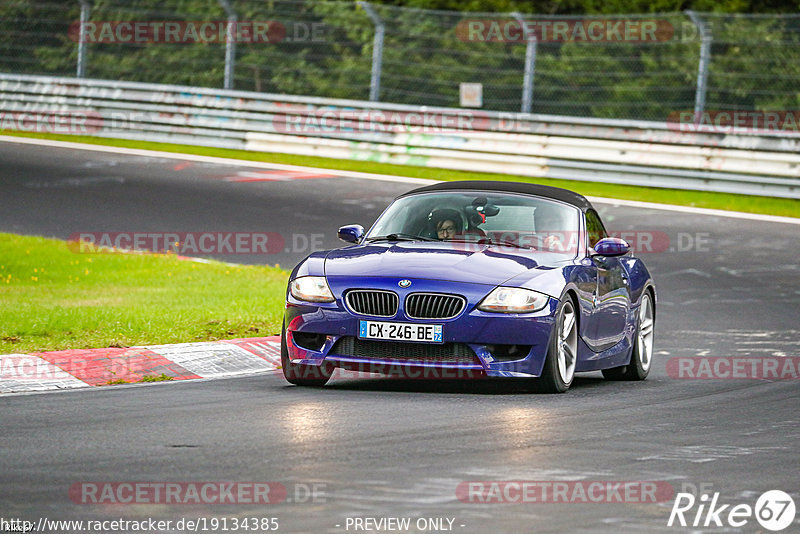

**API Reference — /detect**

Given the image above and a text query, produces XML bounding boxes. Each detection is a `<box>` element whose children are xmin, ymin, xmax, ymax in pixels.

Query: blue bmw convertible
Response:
<box><xmin>282</xmin><ymin>181</ymin><xmax>656</xmax><ymax>393</ymax></box>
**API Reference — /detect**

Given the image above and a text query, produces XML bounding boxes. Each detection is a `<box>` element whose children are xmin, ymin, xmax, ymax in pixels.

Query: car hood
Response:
<box><xmin>324</xmin><ymin>242</ymin><xmax>564</xmax><ymax>286</ymax></box>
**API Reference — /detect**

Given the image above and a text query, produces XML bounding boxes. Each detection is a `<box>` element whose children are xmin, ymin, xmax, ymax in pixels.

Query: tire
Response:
<box><xmin>535</xmin><ymin>297</ymin><xmax>578</xmax><ymax>393</ymax></box>
<box><xmin>602</xmin><ymin>291</ymin><xmax>654</xmax><ymax>381</ymax></box>
<box><xmin>280</xmin><ymin>320</ymin><xmax>332</xmax><ymax>387</ymax></box>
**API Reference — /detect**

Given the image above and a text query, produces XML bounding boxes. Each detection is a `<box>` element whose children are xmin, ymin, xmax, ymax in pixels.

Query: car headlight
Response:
<box><xmin>478</xmin><ymin>287</ymin><xmax>550</xmax><ymax>313</ymax></box>
<box><xmin>290</xmin><ymin>276</ymin><xmax>335</xmax><ymax>303</ymax></box>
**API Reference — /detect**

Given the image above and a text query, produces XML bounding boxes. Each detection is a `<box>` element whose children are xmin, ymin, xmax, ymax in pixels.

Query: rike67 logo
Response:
<box><xmin>668</xmin><ymin>490</ymin><xmax>796</xmax><ymax>531</ymax></box>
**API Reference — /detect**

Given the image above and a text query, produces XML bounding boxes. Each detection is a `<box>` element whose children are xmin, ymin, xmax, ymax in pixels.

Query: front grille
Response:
<box><xmin>405</xmin><ymin>293</ymin><xmax>466</xmax><ymax>319</ymax></box>
<box><xmin>330</xmin><ymin>337</ymin><xmax>480</xmax><ymax>364</ymax></box>
<box><xmin>345</xmin><ymin>290</ymin><xmax>398</xmax><ymax>317</ymax></box>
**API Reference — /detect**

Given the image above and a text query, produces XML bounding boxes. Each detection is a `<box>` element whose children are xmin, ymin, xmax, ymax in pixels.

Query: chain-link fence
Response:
<box><xmin>1</xmin><ymin>1</ymin><xmax>798</xmax><ymax>121</ymax></box>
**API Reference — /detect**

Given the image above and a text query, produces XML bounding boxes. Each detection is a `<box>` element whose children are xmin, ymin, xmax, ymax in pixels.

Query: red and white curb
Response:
<box><xmin>0</xmin><ymin>336</ymin><xmax>281</xmax><ymax>394</ymax></box>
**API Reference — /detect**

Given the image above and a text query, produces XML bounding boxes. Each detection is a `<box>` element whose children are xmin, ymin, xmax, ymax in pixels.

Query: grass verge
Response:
<box><xmin>0</xmin><ymin>232</ymin><xmax>288</xmax><ymax>354</ymax></box>
<box><xmin>2</xmin><ymin>130</ymin><xmax>798</xmax><ymax>218</ymax></box>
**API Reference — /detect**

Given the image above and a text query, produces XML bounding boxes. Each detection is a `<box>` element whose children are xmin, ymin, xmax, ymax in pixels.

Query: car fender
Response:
<box><xmin>620</xmin><ymin>256</ymin><xmax>656</xmax><ymax>310</ymax></box>
<box><xmin>287</xmin><ymin>251</ymin><xmax>330</xmax><ymax>300</ymax></box>
<box><xmin>500</xmin><ymin>263</ymin><xmax>589</xmax><ymax>301</ymax></box>
<box><xmin>289</xmin><ymin>251</ymin><xmax>328</xmax><ymax>280</ymax></box>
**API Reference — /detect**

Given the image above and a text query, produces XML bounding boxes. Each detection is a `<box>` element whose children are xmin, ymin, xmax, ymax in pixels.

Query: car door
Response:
<box><xmin>586</xmin><ymin>209</ymin><xmax>631</xmax><ymax>352</ymax></box>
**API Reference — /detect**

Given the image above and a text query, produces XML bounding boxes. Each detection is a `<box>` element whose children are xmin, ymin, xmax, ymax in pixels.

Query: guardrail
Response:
<box><xmin>1</xmin><ymin>73</ymin><xmax>798</xmax><ymax>198</ymax></box>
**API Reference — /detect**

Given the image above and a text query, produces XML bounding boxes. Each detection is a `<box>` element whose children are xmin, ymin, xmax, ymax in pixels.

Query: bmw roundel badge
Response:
<box><xmin>398</xmin><ymin>279</ymin><xmax>412</xmax><ymax>288</ymax></box>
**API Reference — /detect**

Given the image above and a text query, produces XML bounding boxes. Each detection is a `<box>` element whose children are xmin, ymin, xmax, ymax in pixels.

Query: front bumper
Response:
<box><xmin>285</xmin><ymin>277</ymin><xmax>558</xmax><ymax>378</ymax></box>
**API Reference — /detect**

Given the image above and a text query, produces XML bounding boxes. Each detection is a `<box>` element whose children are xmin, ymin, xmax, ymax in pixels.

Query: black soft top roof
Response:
<box><xmin>402</xmin><ymin>181</ymin><xmax>593</xmax><ymax>212</ymax></box>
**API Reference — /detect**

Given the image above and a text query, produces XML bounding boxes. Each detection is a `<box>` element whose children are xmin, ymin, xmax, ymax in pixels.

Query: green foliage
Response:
<box><xmin>379</xmin><ymin>0</ymin><xmax>800</xmax><ymax>14</ymax></box>
<box><xmin>140</xmin><ymin>373</ymin><xmax>174</xmax><ymax>382</ymax></box>
<box><xmin>0</xmin><ymin>1</ymin><xmax>796</xmax><ymax>120</ymax></box>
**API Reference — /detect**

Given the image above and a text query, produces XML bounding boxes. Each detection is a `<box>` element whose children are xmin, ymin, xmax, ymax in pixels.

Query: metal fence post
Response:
<box><xmin>686</xmin><ymin>11</ymin><xmax>711</xmax><ymax>124</ymax></box>
<box><xmin>218</xmin><ymin>0</ymin><xmax>237</xmax><ymax>90</ymax></box>
<box><xmin>359</xmin><ymin>1</ymin><xmax>384</xmax><ymax>102</ymax></box>
<box><xmin>512</xmin><ymin>13</ymin><xmax>537</xmax><ymax>114</ymax></box>
<box><xmin>76</xmin><ymin>0</ymin><xmax>91</xmax><ymax>78</ymax></box>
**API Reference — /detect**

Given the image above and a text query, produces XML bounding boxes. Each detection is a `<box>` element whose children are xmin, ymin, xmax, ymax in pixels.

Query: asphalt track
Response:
<box><xmin>0</xmin><ymin>139</ymin><xmax>799</xmax><ymax>533</ymax></box>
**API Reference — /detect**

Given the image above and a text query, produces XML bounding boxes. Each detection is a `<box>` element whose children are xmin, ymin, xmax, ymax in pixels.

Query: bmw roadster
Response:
<box><xmin>281</xmin><ymin>181</ymin><xmax>656</xmax><ymax>392</ymax></box>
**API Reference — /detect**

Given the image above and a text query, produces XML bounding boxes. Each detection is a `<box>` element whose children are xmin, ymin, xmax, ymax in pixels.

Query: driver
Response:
<box><xmin>428</xmin><ymin>208</ymin><xmax>463</xmax><ymax>241</ymax></box>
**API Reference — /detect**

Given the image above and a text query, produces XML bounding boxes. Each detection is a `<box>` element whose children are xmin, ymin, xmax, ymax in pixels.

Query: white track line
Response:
<box><xmin>1</xmin><ymin>135</ymin><xmax>797</xmax><ymax>224</ymax></box>
<box><xmin>585</xmin><ymin>196</ymin><xmax>800</xmax><ymax>225</ymax></box>
<box><xmin>0</xmin><ymin>135</ymin><xmax>435</xmax><ymax>186</ymax></box>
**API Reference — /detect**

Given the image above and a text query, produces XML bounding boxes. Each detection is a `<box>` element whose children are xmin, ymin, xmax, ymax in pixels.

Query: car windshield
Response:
<box><xmin>366</xmin><ymin>191</ymin><xmax>581</xmax><ymax>255</ymax></box>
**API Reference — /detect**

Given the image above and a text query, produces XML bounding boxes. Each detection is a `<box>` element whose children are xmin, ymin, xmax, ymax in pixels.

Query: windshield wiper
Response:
<box><xmin>366</xmin><ymin>233</ymin><xmax>436</xmax><ymax>242</ymax></box>
<box><xmin>447</xmin><ymin>237</ymin><xmax>533</xmax><ymax>250</ymax></box>
<box><xmin>486</xmin><ymin>238</ymin><xmax>533</xmax><ymax>250</ymax></box>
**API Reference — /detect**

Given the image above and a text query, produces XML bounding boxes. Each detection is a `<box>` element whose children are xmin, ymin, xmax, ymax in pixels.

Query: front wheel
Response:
<box><xmin>535</xmin><ymin>297</ymin><xmax>578</xmax><ymax>393</ymax></box>
<box><xmin>281</xmin><ymin>321</ymin><xmax>332</xmax><ymax>387</ymax></box>
<box><xmin>602</xmin><ymin>291</ymin><xmax>654</xmax><ymax>381</ymax></box>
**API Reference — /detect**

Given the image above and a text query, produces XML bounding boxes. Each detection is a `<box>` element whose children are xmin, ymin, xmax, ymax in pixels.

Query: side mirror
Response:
<box><xmin>593</xmin><ymin>237</ymin><xmax>630</xmax><ymax>257</ymax></box>
<box><xmin>338</xmin><ymin>224</ymin><xmax>364</xmax><ymax>244</ymax></box>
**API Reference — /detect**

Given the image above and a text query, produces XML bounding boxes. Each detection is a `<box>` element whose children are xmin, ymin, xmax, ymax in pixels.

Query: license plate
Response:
<box><xmin>359</xmin><ymin>321</ymin><xmax>443</xmax><ymax>343</ymax></box>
